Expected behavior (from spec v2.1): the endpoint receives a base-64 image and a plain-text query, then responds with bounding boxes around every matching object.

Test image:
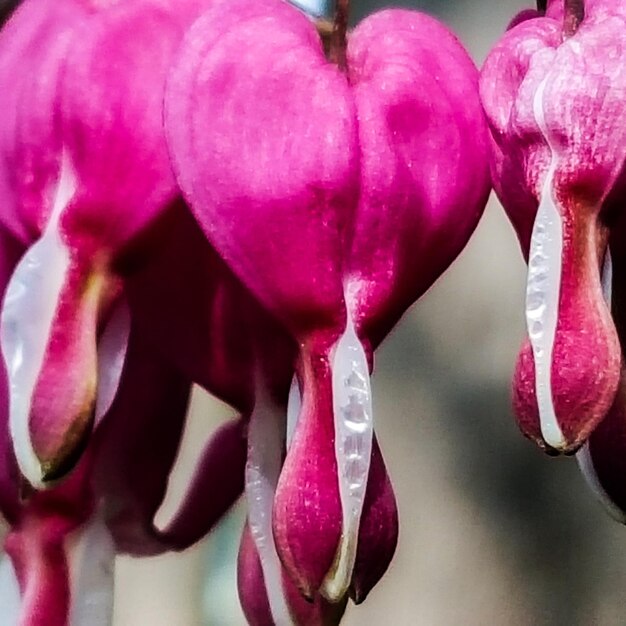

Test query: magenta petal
[0,0,88,244]
[350,437,398,604]
[1,238,120,486]
[273,346,395,603]
[345,9,490,344]
[273,348,341,599]
[165,0,357,337]
[57,0,183,253]
[158,417,246,551]
[5,517,72,626]
[238,524,274,626]
[479,19,560,249]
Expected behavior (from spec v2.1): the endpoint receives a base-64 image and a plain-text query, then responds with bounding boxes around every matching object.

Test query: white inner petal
[285,375,300,452]
[321,294,373,602]
[67,515,116,626]
[0,151,76,487]
[245,391,293,625]
[94,298,130,425]
[0,554,21,626]
[527,76,566,450]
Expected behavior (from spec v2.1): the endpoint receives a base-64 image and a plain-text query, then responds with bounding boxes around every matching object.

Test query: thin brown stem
[536,0,547,13]
[329,0,349,70]
[564,0,584,37]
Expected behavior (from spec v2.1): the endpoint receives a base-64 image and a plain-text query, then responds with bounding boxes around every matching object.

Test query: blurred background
[6,0,625,623]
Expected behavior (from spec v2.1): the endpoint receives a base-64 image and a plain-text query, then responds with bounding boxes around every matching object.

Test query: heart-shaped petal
[168,0,489,605]
[345,9,490,345]
[165,0,357,339]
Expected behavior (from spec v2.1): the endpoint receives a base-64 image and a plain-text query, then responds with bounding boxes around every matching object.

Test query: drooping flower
[0,0,217,488]
[480,0,626,453]
[165,0,490,609]
[0,2,304,623]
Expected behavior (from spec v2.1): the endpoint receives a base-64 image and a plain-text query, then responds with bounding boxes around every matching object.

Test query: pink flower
[480,0,626,454]
[166,0,489,608]
[0,0,212,487]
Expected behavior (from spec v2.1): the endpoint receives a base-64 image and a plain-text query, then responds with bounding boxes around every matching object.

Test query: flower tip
[513,326,620,455]
[348,438,398,604]
[350,583,367,606]
[13,406,94,490]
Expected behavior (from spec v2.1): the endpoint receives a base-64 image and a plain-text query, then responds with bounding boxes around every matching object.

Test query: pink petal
[273,345,397,601]
[272,348,341,599]
[346,9,490,345]
[165,0,357,339]
[350,438,398,604]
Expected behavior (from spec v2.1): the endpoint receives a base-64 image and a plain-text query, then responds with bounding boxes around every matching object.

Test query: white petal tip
[541,426,567,452]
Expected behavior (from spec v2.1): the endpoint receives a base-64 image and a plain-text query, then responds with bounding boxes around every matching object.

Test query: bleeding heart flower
[0,2,251,620]
[0,0,217,488]
[166,0,489,606]
[480,0,626,453]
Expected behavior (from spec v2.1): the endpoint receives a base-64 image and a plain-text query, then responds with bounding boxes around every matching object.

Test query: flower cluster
[0,0,493,623]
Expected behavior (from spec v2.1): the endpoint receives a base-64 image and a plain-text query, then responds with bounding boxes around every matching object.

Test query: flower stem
[5,521,71,626]
[316,0,349,69]
[329,0,349,70]
[564,0,584,37]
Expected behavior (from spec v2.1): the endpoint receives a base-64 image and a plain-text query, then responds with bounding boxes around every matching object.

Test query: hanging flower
[0,0,216,488]
[0,221,246,624]
[480,0,626,454]
[165,0,490,610]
